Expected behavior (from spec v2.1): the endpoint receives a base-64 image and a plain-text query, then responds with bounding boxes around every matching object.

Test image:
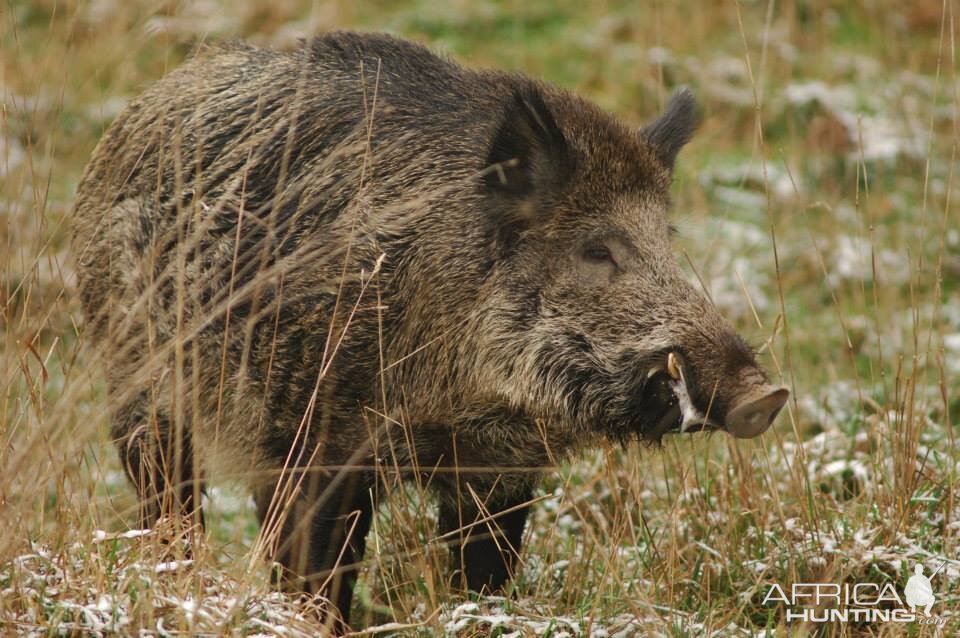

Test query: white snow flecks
[782,79,928,162]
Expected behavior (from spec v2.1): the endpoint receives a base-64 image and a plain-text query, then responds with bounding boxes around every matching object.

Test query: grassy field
[2,0,959,635]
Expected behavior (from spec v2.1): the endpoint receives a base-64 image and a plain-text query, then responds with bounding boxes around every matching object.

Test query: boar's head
[476,85,788,443]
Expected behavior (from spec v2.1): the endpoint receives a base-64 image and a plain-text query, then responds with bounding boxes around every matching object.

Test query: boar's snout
[724,385,789,438]
[661,344,789,440]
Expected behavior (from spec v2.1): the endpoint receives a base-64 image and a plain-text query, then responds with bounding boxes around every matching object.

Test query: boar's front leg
[438,480,534,593]
[257,469,375,631]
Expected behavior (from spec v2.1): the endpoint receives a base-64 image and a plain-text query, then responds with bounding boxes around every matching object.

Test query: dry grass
[1,0,959,636]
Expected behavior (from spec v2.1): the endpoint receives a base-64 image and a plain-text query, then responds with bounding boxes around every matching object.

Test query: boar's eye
[577,237,629,285]
[582,244,617,267]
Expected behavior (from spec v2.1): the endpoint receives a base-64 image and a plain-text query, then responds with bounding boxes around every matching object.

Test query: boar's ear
[483,85,573,200]
[482,86,574,252]
[641,87,700,170]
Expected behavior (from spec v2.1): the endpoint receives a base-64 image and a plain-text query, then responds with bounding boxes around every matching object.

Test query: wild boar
[71,31,789,629]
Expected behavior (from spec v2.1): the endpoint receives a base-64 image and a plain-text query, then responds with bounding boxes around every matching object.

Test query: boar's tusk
[666,352,682,381]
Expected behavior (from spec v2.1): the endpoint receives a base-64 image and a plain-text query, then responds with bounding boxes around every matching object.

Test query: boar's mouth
[609,361,718,445]
[615,353,735,443]
[639,368,722,441]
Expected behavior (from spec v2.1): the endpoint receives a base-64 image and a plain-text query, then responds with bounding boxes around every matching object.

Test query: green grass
[2,0,958,636]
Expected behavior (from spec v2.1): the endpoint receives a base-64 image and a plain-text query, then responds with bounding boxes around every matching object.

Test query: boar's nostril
[724,386,790,439]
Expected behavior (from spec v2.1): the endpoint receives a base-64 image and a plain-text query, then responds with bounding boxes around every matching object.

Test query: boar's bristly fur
[72,31,788,630]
